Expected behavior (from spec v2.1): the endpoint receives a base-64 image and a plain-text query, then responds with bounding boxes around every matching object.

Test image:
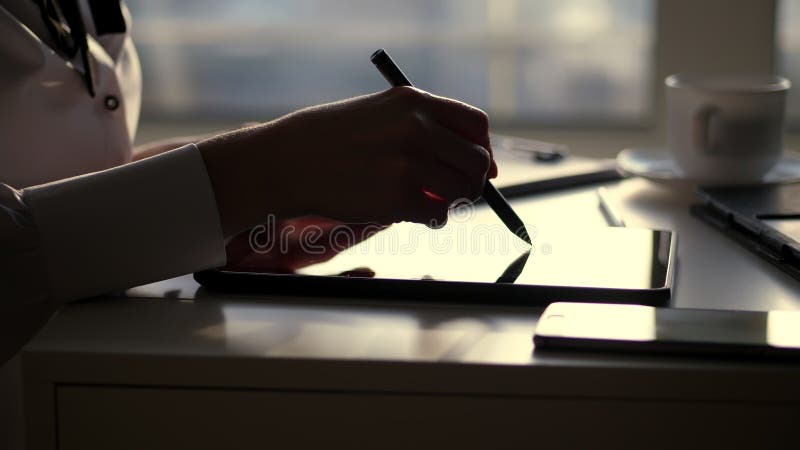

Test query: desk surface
[24,177,800,405]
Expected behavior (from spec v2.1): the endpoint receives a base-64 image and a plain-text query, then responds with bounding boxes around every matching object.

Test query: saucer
[616,148,800,186]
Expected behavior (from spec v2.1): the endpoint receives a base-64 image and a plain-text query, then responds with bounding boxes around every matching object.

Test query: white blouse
[0,0,227,364]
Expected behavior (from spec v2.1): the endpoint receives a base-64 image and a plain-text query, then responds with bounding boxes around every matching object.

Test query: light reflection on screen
[767,310,800,348]
[297,205,668,290]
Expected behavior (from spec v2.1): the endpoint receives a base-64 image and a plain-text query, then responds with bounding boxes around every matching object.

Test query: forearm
[133,123,262,161]
[197,119,311,238]
[133,135,210,161]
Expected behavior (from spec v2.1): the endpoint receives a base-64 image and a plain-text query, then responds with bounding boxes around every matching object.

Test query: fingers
[424,121,490,200]
[404,189,449,229]
[414,90,498,179]
[379,90,494,227]
[417,167,472,206]
[402,147,478,229]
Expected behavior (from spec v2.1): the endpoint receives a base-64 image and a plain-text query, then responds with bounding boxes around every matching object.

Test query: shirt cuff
[22,144,227,303]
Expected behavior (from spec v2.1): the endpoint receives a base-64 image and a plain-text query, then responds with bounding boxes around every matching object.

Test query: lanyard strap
[34,0,95,97]
[88,0,125,35]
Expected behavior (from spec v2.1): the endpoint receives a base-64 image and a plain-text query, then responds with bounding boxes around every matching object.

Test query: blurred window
[126,0,655,126]
[779,0,800,126]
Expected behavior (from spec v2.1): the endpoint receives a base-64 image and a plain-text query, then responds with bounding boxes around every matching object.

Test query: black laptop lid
[697,183,800,258]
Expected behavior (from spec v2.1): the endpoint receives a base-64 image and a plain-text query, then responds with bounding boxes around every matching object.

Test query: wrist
[196,123,308,238]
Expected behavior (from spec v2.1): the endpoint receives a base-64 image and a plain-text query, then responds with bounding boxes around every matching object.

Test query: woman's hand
[197,87,495,239]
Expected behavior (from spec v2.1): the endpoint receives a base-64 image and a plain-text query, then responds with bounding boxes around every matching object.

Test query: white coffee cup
[665,74,791,184]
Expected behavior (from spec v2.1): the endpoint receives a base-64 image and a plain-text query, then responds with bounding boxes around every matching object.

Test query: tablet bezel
[194,228,676,307]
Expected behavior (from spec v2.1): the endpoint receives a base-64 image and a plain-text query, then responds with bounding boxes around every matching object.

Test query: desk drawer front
[56,385,797,450]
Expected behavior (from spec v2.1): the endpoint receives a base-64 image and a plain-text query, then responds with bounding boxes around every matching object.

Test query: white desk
[23,178,800,450]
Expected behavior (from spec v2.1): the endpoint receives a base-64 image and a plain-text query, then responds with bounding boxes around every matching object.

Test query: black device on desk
[195,215,676,307]
[692,182,800,281]
[534,302,800,361]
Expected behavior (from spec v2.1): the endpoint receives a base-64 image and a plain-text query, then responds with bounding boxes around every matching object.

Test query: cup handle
[692,105,720,154]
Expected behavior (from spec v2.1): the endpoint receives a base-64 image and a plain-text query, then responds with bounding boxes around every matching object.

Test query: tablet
[195,207,676,307]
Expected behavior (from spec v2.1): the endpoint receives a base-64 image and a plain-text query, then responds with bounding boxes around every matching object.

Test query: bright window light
[127,0,654,126]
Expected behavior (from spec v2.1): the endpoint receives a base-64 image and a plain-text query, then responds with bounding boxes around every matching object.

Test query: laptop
[692,182,800,280]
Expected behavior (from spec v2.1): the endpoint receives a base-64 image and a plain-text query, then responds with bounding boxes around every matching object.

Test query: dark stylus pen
[370,48,531,245]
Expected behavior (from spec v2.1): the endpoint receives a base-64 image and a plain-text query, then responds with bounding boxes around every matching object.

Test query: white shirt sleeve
[0,144,227,363]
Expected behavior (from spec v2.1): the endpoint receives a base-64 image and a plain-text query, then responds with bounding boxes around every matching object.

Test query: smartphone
[534,302,800,360]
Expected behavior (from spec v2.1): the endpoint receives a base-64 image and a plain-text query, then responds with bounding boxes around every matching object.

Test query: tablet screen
[288,206,673,290]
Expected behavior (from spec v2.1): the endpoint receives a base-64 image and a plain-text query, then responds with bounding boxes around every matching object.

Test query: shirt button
[104,95,120,111]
